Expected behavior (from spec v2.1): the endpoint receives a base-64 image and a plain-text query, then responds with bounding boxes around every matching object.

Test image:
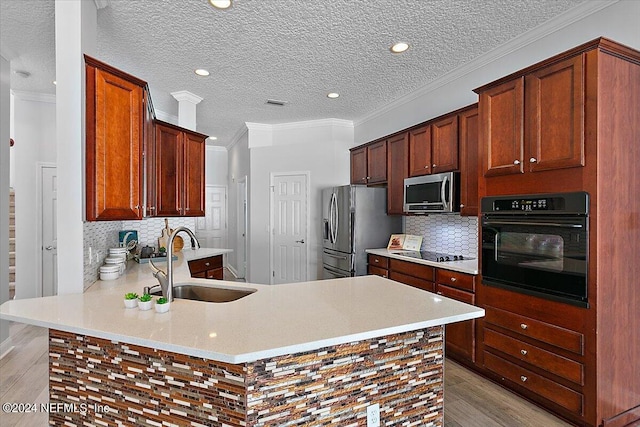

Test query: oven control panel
[494,197,561,212]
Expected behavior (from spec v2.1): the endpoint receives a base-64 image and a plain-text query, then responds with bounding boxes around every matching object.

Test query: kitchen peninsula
[0,250,483,426]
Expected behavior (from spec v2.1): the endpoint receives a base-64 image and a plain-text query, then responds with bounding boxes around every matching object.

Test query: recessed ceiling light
[209,0,231,9]
[53,80,57,85]
[194,69,210,76]
[209,136,218,141]
[390,42,410,54]
[327,92,340,99]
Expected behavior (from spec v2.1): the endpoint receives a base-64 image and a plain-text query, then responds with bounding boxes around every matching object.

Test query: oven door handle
[483,220,583,228]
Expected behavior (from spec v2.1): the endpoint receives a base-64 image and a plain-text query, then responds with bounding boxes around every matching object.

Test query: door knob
[296,239,305,244]
[45,246,54,251]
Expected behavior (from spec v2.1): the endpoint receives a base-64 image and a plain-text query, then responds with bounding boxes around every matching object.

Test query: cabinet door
[480,77,524,177]
[459,107,479,216]
[431,115,459,173]
[408,125,431,177]
[526,55,585,172]
[183,131,206,216]
[155,123,182,216]
[386,133,409,214]
[436,284,475,362]
[143,89,156,217]
[86,66,143,221]
[366,140,388,184]
[350,147,367,185]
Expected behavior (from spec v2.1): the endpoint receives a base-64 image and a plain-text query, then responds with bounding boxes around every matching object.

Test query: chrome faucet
[148,226,200,302]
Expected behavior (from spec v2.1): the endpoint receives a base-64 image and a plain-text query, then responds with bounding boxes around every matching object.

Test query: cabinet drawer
[485,306,584,355]
[188,256,223,275]
[206,268,224,280]
[368,254,389,269]
[389,271,434,292]
[389,259,435,281]
[484,328,584,386]
[484,351,583,415]
[368,265,389,278]
[436,269,475,292]
[435,284,474,304]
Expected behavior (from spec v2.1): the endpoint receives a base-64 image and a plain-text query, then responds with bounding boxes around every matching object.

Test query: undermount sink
[150,283,256,303]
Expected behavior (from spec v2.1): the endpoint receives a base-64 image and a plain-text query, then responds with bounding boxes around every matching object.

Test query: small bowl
[99,265,120,281]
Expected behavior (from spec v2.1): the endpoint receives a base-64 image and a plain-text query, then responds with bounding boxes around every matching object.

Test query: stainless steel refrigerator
[322,185,402,278]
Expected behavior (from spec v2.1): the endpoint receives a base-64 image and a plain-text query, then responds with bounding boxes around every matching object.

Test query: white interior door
[41,166,57,297]
[236,178,247,279]
[196,185,227,249]
[271,173,308,285]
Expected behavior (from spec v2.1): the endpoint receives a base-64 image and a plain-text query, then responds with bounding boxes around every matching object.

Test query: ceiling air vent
[266,99,288,106]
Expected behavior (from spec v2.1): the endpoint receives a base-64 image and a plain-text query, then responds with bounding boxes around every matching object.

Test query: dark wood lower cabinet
[188,255,223,280]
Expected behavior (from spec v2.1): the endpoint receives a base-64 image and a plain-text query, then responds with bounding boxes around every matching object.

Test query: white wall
[0,55,11,353]
[354,0,640,145]
[227,130,250,277]
[12,94,56,299]
[247,119,353,284]
[206,146,228,186]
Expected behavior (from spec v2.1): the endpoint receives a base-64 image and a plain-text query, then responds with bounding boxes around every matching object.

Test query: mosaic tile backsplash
[404,214,479,257]
[121,217,197,248]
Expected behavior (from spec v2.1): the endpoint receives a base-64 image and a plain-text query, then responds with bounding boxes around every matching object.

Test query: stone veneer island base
[49,327,445,426]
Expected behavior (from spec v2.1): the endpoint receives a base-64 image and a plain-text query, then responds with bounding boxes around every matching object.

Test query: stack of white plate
[99,264,120,281]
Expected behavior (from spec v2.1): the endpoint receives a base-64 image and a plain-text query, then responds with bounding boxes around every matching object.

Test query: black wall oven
[481,192,589,307]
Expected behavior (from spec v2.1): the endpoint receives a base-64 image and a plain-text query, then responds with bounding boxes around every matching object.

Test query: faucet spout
[148,226,200,302]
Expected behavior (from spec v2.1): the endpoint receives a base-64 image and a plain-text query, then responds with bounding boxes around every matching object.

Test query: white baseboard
[0,336,15,360]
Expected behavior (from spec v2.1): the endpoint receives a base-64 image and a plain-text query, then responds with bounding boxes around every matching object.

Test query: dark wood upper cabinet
[459,106,479,216]
[386,133,409,214]
[431,115,459,173]
[479,54,585,178]
[525,55,585,172]
[408,125,431,177]
[154,121,206,217]
[350,140,387,185]
[143,88,156,217]
[85,55,145,221]
[479,77,525,177]
[350,146,367,185]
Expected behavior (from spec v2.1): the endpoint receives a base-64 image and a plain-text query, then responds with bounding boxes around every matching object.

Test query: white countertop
[366,248,479,275]
[1,248,483,364]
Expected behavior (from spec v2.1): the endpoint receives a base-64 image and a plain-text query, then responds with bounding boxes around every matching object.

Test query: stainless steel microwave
[403,172,460,213]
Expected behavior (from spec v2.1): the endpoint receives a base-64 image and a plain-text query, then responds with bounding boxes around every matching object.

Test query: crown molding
[10,90,56,103]
[154,109,179,125]
[224,125,249,150]
[206,145,227,152]
[170,90,203,104]
[355,0,618,127]
[272,118,353,131]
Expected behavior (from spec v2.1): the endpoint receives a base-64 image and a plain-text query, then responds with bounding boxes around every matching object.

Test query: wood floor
[0,322,572,426]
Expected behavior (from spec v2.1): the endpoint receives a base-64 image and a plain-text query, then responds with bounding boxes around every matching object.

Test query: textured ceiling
[1,0,586,145]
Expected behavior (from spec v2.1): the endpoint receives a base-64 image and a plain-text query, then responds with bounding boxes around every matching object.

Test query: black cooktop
[394,250,474,263]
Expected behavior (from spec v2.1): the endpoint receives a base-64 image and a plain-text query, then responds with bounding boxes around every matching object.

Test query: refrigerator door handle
[330,192,338,244]
[323,252,348,260]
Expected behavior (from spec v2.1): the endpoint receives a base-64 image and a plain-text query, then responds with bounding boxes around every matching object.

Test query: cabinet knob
[520,349,528,356]
[424,165,429,169]
[382,274,387,278]
[520,375,528,382]
[366,176,371,180]
[513,160,521,165]
[529,157,537,163]
[520,323,528,330]
[460,204,465,208]
[437,291,443,295]
[374,259,379,263]
[432,164,437,168]
[134,205,140,209]
[450,277,457,282]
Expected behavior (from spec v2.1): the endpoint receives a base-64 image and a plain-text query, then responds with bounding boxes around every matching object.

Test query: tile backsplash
[404,215,478,257]
[121,217,197,248]
[83,221,122,289]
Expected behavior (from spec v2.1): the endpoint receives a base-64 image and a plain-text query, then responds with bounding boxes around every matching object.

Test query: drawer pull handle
[520,375,528,382]
[374,259,379,263]
[450,277,457,282]
[520,323,528,330]
[520,349,528,356]
[205,262,210,266]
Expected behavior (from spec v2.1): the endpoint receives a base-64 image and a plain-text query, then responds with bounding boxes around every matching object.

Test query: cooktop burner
[394,250,474,262]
